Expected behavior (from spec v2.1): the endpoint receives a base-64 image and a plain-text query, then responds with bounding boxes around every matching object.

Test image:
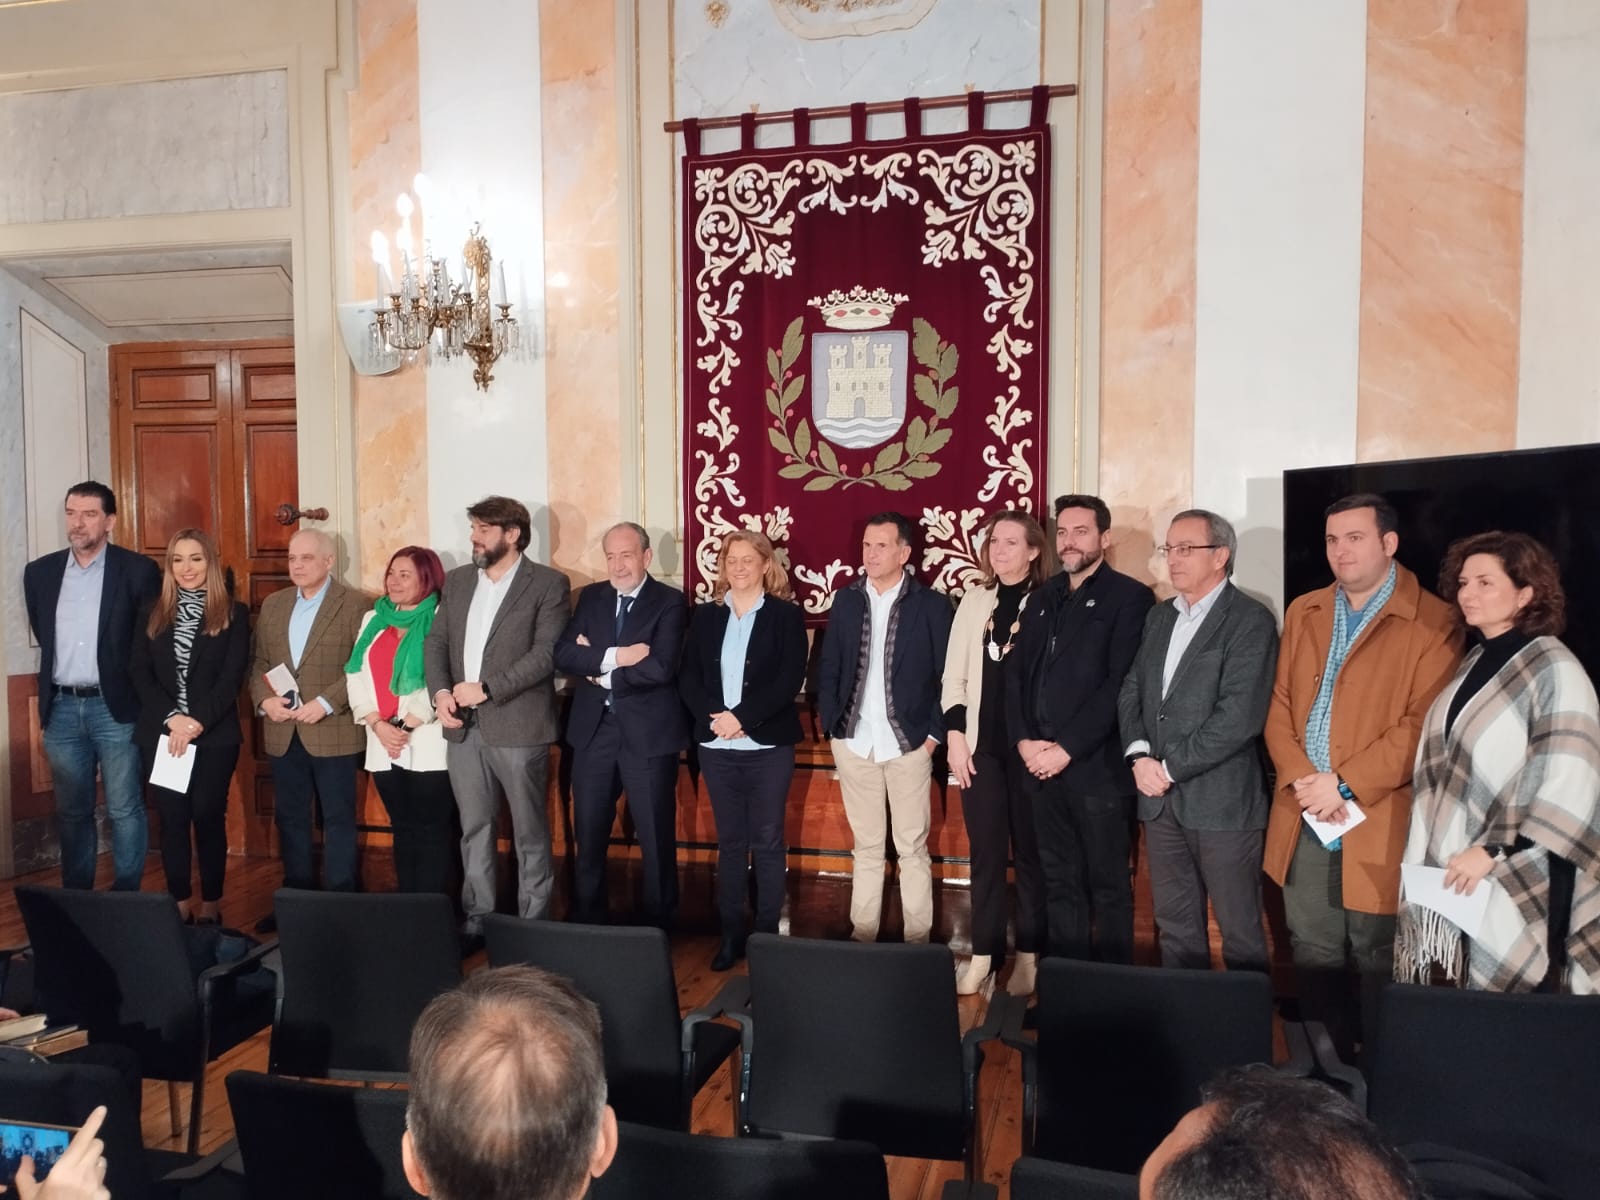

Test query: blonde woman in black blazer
[131,529,249,923]
[679,530,808,970]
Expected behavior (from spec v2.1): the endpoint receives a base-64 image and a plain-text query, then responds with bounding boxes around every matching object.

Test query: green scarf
[344,593,438,697]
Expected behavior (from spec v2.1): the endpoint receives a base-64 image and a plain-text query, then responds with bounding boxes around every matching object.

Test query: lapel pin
[1086,599,1096,607]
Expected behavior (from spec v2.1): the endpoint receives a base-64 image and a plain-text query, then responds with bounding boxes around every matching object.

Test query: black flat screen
[1282,444,1600,681]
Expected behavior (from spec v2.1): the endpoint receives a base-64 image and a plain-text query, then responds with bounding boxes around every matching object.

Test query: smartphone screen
[0,1119,75,1185]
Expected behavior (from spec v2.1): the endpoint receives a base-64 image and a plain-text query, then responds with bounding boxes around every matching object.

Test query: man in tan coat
[248,529,371,925]
[1264,494,1460,1060]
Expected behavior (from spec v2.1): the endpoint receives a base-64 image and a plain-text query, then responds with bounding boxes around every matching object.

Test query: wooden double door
[112,340,298,856]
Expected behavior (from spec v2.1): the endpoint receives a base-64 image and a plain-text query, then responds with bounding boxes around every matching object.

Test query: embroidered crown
[808,285,908,331]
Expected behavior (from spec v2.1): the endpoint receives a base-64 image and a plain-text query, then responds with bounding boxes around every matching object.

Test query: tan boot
[956,954,994,996]
[1006,951,1037,997]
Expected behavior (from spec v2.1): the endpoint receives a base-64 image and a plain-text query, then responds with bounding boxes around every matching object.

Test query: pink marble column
[349,0,428,589]
[540,0,623,582]
[1097,0,1202,588]
[1356,0,1526,462]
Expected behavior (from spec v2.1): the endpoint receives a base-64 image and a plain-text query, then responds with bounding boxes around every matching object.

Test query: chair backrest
[226,1070,419,1200]
[0,1054,158,1200]
[14,886,201,1080]
[484,916,685,1129]
[1010,1155,1139,1200]
[269,890,460,1078]
[1369,982,1600,1199]
[594,1121,890,1200]
[1032,959,1275,1174]
[742,934,967,1161]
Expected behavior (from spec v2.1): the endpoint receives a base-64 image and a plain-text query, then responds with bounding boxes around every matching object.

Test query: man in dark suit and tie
[23,481,161,889]
[1007,493,1154,965]
[554,522,688,926]
[426,496,571,931]
[1117,509,1279,971]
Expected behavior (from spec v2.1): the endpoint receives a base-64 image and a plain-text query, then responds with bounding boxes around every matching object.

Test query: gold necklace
[983,591,1025,661]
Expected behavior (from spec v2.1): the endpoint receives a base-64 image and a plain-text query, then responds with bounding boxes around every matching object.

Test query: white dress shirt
[463,556,522,684]
[1127,577,1230,775]
[597,577,648,690]
[843,574,906,763]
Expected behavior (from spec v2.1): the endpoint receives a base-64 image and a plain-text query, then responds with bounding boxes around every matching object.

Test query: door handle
[274,504,330,526]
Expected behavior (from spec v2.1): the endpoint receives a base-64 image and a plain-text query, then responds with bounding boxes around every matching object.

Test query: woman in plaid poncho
[1397,531,1600,993]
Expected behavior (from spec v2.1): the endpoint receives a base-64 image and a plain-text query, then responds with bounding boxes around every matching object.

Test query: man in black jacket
[1007,494,1153,963]
[817,513,953,943]
[23,481,161,890]
[553,522,688,927]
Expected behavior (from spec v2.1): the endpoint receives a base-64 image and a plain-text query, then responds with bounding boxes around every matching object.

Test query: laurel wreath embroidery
[765,315,959,491]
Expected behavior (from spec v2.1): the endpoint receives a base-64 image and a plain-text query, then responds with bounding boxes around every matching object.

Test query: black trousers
[269,733,362,892]
[1029,776,1135,964]
[571,712,681,923]
[963,750,1045,958]
[700,745,793,936]
[142,741,240,903]
[373,765,457,896]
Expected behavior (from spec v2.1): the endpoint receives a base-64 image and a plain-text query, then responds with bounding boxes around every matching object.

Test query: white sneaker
[1006,951,1037,997]
[956,954,994,996]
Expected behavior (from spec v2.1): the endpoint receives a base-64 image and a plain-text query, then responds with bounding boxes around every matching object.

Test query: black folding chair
[1009,1155,1139,1200]
[225,1070,418,1200]
[484,915,744,1129]
[1363,983,1600,1200]
[593,1121,889,1200]
[14,886,277,1154]
[1004,959,1295,1174]
[268,890,460,1079]
[737,934,1004,1200]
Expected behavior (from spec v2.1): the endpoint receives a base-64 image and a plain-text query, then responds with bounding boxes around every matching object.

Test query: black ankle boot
[711,934,745,972]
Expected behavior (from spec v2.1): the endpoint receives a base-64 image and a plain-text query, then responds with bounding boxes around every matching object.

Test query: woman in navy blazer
[679,530,808,969]
[130,529,250,923]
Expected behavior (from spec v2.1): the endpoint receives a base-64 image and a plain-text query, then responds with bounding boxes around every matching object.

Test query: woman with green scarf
[346,546,454,894]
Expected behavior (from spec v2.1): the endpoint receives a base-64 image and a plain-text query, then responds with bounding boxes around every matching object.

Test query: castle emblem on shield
[810,286,910,449]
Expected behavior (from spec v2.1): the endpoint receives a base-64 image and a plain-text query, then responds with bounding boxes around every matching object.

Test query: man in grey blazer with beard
[1118,509,1278,972]
[426,496,571,931]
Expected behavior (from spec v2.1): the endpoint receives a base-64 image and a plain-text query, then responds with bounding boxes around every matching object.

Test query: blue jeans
[42,694,148,890]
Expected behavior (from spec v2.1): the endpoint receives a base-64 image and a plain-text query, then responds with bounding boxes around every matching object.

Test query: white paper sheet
[149,735,196,792]
[264,662,300,703]
[1401,863,1493,939]
[1302,799,1367,847]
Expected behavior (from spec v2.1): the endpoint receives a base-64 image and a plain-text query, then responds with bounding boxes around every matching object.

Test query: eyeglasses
[1158,543,1221,558]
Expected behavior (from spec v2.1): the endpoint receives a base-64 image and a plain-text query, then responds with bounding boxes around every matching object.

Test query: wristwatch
[480,681,494,703]
[1126,751,1151,764]
[1335,776,1357,804]
[1482,844,1509,864]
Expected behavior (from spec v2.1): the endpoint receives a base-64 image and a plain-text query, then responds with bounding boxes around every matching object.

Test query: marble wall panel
[675,0,1041,149]
[1356,0,1525,462]
[348,0,429,589]
[0,72,290,224]
[1096,0,1200,589]
[541,0,622,583]
[0,268,110,667]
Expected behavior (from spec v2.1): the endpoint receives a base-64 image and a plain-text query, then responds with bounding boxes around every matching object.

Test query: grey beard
[1066,548,1103,573]
[472,545,511,570]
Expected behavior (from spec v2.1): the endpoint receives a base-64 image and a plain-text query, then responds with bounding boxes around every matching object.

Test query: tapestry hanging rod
[662,83,1077,133]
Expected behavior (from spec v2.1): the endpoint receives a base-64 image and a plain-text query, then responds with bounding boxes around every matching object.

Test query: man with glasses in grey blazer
[1118,509,1278,971]
[427,496,571,934]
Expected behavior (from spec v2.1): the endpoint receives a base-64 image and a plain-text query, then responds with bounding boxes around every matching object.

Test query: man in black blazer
[1006,494,1154,964]
[817,512,953,943]
[1117,509,1279,971]
[22,481,161,890]
[554,522,688,926]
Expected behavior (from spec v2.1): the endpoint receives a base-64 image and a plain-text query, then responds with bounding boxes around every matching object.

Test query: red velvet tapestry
[681,90,1053,619]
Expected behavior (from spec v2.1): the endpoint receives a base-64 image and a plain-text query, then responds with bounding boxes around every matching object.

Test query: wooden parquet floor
[0,846,1293,1199]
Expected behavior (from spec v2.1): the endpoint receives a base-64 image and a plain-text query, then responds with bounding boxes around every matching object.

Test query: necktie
[614,594,633,642]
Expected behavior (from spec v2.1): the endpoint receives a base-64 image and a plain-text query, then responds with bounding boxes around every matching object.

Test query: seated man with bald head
[1140,1069,1420,1200]
[248,529,372,915]
[402,965,617,1200]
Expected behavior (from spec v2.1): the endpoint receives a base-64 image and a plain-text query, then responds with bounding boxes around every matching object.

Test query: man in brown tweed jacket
[248,529,372,924]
